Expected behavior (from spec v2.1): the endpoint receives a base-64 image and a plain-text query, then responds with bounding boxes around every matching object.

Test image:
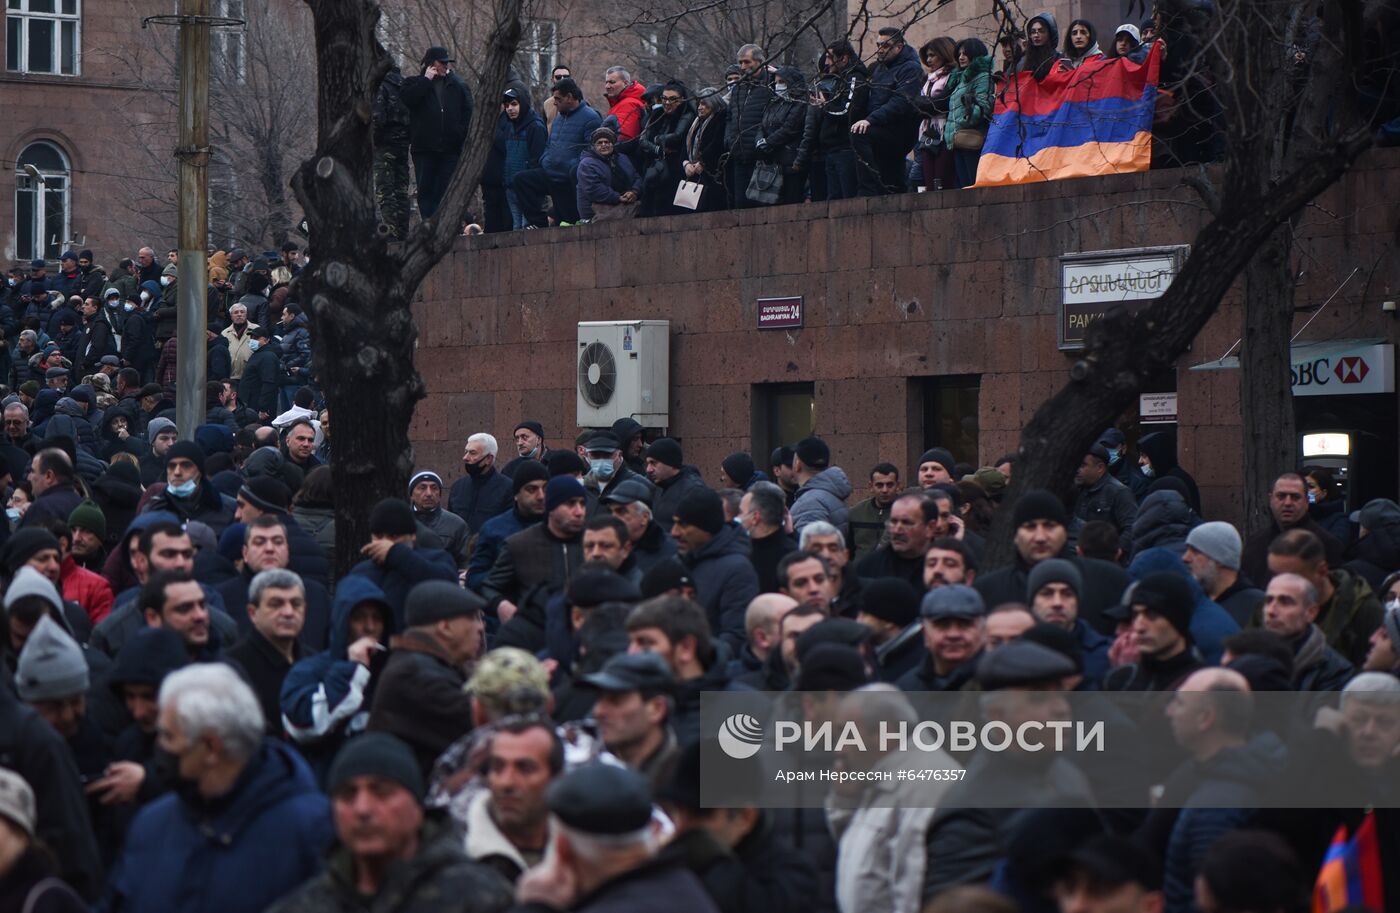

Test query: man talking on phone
[854,492,941,591]
[400,45,475,221]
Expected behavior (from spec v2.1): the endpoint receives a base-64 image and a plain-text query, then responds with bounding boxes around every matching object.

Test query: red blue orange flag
[1313,811,1385,913]
[973,43,1162,187]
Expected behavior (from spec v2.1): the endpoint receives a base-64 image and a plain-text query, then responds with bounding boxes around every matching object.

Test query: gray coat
[1073,472,1138,551]
[415,506,470,570]
[791,467,852,535]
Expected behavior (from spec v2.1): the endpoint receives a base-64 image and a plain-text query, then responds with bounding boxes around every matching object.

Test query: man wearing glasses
[849,27,923,195]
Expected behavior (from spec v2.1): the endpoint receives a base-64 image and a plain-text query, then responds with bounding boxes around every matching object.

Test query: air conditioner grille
[578,341,617,408]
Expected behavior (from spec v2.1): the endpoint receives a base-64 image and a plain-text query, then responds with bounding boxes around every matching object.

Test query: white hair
[159,663,265,762]
[248,568,305,606]
[632,500,652,521]
[605,65,632,82]
[737,43,766,63]
[800,521,846,551]
[555,818,657,863]
[468,432,498,459]
[1342,672,1400,707]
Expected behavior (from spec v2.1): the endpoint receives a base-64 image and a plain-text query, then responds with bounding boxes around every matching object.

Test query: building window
[14,140,71,262]
[753,382,815,470]
[211,0,245,84]
[918,375,980,467]
[6,0,80,75]
[520,18,557,87]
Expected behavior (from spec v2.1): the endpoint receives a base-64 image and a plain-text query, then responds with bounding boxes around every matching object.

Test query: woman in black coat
[756,66,810,205]
[683,88,729,212]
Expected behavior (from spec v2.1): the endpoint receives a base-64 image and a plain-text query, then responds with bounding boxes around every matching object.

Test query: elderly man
[1261,572,1354,691]
[896,584,985,691]
[100,663,332,912]
[409,469,470,570]
[502,420,548,477]
[602,65,647,141]
[856,492,937,591]
[1182,522,1264,627]
[602,477,676,574]
[227,568,309,733]
[270,733,513,912]
[513,762,718,912]
[368,581,486,775]
[221,301,259,379]
[448,433,513,534]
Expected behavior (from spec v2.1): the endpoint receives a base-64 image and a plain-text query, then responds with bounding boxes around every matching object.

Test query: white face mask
[140,291,151,302]
[160,276,174,287]
[248,339,260,351]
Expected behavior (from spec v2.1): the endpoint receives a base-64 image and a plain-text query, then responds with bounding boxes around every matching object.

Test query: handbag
[745,160,783,205]
[673,180,703,210]
[951,128,986,151]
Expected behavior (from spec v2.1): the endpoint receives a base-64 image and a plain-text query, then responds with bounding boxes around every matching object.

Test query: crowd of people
[0,374,1396,912]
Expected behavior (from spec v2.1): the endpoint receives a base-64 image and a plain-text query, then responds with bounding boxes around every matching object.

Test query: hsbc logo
[1334,356,1369,384]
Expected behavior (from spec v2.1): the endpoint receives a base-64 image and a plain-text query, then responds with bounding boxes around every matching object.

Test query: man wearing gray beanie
[1184,521,1264,627]
[1025,558,1111,685]
[16,614,90,740]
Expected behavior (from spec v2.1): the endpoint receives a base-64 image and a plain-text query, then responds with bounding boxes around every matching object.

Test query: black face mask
[156,748,205,807]
[464,460,487,478]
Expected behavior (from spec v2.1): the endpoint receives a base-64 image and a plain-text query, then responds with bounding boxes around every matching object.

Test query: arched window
[14,141,71,262]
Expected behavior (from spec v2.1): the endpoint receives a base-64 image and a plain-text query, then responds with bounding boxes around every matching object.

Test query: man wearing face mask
[1099,428,1149,497]
[585,432,648,514]
[143,440,237,535]
[99,662,333,913]
[120,286,158,383]
[238,325,282,421]
[448,432,514,535]
[153,263,180,346]
[501,420,549,478]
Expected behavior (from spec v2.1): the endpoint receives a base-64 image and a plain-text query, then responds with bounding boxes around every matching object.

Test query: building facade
[410,152,1400,526]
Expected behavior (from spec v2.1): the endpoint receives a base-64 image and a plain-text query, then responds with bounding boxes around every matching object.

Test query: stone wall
[411,150,1400,523]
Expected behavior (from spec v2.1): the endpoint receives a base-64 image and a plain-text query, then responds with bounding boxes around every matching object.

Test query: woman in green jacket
[942,38,995,187]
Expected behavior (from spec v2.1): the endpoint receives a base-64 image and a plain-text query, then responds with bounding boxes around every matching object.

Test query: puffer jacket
[278,314,313,382]
[653,465,709,532]
[865,42,924,132]
[606,80,648,141]
[817,60,871,152]
[366,630,476,775]
[759,67,810,169]
[1127,489,1196,559]
[281,576,393,780]
[943,55,995,146]
[97,740,333,913]
[681,523,759,652]
[575,146,641,221]
[726,73,775,163]
[791,466,852,535]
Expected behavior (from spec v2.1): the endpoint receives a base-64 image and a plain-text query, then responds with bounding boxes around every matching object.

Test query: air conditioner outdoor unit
[577,320,670,428]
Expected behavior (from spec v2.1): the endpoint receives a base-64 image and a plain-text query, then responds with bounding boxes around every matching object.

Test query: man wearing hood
[789,436,852,536]
[97,626,188,815]
[483,86,547,232]
[849,27,923,195]
[671,488,758,652]
[1135,430,1201,514]
[409,470,470,570]
[602,66,648,142]
[143,440,236,535]
[401,45,475,220]
[282,577,394,781]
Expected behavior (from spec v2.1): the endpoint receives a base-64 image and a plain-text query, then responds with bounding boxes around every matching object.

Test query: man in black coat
[448,432,514,535]
[217,514,333,650]
[225,568,308,734]
[724,44,774,208]
[849,27,923,195]
[400,45,475,220]
[644,437,708,531]
[366,581,485,776]
[238,324,281,421]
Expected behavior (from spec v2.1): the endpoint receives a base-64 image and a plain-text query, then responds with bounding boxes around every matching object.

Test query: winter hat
[18,381,39,400]
[971,467,1008,499]
[547,451,588,478]
[1026,558,1083,602]
[328,732,425,800]
[1019,622,1085,673]
[164,439,206,476]
[639,557,694,599]
[68,500,107,541]
[513,420,544,438]
[15,615,88,701]
[511,460,550,494]
[1098,428,1126,448]
[146,417,177,440]
[161,262,178,278]
[591,126,618,144]
[976,639,1076,690]
[770,445,794,469]
[545,476,588,513]
[419,45,453,66]
[1129,571,1195,641]
[408,470,443,495]
[721,452,756,488]
[239,476,291,514]
[1184,522,1242,571]
[795,643,871,692]
[859,577,920,628]
[567,568,642,608]
[1353,498,1400,532]
[794,436,830,470]
[466,647,551,714]
[918,448,956,477]
[1226,654,1293,693]
[673,488,725,534]
[404,580,485,627]
[0,769,36,839]
[645,438,684,469]
[368,498,417,537]
[610,417,643,444]
[1012,490,1069,528]
[3,529,63,576]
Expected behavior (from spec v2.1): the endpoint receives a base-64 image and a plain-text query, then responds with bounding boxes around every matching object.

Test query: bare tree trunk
[294,0,522,578]
[1240,224,1298,537]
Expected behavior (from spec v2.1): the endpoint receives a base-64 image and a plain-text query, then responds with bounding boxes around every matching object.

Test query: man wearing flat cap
[896,583,986,692]
[270,733,513,913]
[1073,442,1138,553]
[579,651,679,792]
[513,762,719,912]
[602,477,677,575]
[584,432,650,513]
[368,580,487,775]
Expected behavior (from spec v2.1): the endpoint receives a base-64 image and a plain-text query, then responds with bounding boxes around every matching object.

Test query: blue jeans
[824,148,859,200]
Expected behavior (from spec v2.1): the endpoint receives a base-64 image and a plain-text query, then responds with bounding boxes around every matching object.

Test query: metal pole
[175,0,210,438]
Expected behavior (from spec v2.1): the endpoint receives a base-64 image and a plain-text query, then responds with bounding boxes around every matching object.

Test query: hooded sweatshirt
[1014,13,1066,80]
[1061,19,1104,67]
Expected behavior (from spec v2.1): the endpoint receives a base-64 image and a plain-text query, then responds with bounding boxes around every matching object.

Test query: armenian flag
[1313,811,1385,913]
[973,43,1162,187]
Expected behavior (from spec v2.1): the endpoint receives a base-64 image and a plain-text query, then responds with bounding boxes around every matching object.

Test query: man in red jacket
[603,66,647,141]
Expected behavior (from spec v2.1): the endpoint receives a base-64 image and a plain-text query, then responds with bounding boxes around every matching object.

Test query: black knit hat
[858,577,920,628]
[645,437,683,469]
[918,447,956,476]
[238,476,290,514]
[1012,489,1069,528]
[640,557,694,598]
[721,452,756,487]
[368,498,417,537]
[1130,571,1195,641]
[513,420,544,438]
[511,460,550,493]
[547,450,588,478]
[3,529,62,575]
[327,732,424,800]
[794,436,830,470]
[164,439,206,475]
[673,488,725,534]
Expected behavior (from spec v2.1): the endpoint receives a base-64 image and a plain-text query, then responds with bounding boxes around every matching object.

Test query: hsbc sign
[1291,342,1395,397]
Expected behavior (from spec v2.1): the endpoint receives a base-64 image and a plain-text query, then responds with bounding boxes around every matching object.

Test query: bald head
[1169,667,1253,757]
[746,593,798,661]
[1179,667,1251,694]
[1263,572,1319,640]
